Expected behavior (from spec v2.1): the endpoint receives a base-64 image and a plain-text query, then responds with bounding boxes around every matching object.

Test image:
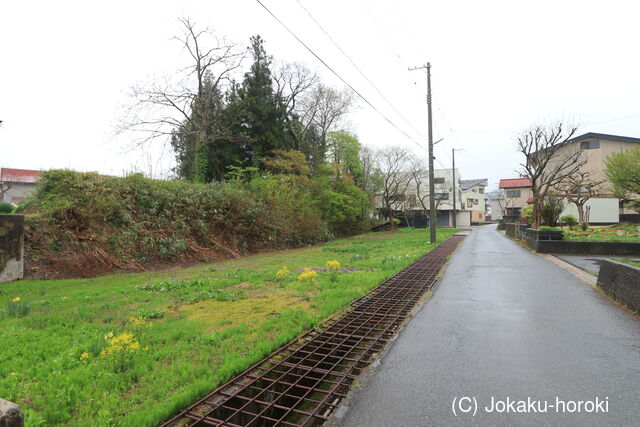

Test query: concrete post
[0,398,23,427]
[0,215,24,283]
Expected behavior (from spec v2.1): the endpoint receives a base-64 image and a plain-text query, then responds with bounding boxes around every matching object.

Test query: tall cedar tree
[238,36,293,164]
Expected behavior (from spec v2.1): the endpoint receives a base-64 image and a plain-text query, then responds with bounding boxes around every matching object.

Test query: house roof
[499,178,532,188]
[460,178,488,191]
[0,168,41,183]
[567,132,640,144]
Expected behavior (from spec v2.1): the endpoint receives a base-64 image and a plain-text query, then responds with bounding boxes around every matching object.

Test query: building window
[435,193,449,200]
[467,198,473,208]
[474,199,478,205]
[434,177,445,184]
[506,190,521,198]
[580,140,600,150]
[479,187,484,194]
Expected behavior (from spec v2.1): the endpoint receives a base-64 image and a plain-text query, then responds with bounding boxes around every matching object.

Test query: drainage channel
[163,234,465,427]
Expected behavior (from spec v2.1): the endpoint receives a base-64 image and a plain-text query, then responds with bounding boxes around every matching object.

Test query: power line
[585,113,640,126]
[255,0,427,151]
[295,0,428,142]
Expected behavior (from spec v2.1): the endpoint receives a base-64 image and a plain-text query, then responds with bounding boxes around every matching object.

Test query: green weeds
[0,228,457,426]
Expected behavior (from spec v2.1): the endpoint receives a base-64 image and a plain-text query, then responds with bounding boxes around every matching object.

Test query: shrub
[538,226,556,231]
[520,205,534,224]
[560,214,577,227]
[0,202,14,214]
[23,170,346,277]
[541,197,564,226]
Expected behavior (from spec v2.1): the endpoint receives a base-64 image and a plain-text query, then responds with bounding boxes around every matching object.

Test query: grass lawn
[0,228,457,426]
[555,224,640,242]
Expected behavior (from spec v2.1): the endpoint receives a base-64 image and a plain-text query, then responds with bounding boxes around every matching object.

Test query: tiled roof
[568,132,640,144]
[0,168,41,183]
[499,178,532,188]
[460,178,488,190]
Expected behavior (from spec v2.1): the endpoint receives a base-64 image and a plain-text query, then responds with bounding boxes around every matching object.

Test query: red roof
[0,168,41,183]
[499,178,532,189]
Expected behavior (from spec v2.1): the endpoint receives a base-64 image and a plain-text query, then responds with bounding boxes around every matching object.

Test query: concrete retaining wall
[530,240,640,255]
[597,260,640,312]
[504,223,529,239]
[0,398,23,427]
[504,223,640,255]
[0,215,24,283]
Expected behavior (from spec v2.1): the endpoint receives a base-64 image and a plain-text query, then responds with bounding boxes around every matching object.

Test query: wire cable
[255,0,427,151]
[295,0,428,142]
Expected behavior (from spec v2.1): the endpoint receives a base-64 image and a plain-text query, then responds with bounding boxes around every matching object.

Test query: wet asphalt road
[330,225,640,427]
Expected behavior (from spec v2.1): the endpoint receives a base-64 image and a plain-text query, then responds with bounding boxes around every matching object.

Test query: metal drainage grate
[163,235,464,427]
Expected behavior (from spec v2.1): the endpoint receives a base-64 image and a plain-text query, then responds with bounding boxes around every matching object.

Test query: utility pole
[452,148,457,228]
[409,62,436,244]
[451,148,463,228]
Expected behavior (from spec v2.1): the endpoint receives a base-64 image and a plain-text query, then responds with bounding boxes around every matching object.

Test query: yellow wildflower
[79,352,90,362]
[297,268,317,281]
[101,332,141,356]
[128,316,151,329]
[12,297,20,303]
[10,372,16,376]
[276,266,290,279]
[104,331,114,340]
[326,260,341,270]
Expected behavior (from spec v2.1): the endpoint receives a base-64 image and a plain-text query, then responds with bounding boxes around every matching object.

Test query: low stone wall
[0,398,23,427]
[530,240,640,255]
[504,223,529,239]
[597,260,640,312]
[0,215,24,283]
[503,224,640,255]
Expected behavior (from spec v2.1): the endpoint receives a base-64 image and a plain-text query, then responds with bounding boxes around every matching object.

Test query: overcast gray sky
[2,0,639,190]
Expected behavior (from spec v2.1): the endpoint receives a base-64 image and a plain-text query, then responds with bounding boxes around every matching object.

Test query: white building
[379,168,471,227]
[1,168,41,204]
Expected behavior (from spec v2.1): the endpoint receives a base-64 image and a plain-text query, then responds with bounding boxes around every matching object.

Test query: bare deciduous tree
[495,189,518,219]
[516,122,585,227]
[304,85,354,167]
[377,146,412,228]
[0,181,12,202]
[409,159,449,225]
[119,17,245,180]
[271,61,319,150]
[554,171,605,224]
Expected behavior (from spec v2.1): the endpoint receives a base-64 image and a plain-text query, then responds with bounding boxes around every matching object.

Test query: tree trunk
[532,196,543,228]
[577,203,585,223]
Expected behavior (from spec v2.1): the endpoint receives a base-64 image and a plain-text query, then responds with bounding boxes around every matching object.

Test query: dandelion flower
[79,352,90,362]
[12,297,20,303]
